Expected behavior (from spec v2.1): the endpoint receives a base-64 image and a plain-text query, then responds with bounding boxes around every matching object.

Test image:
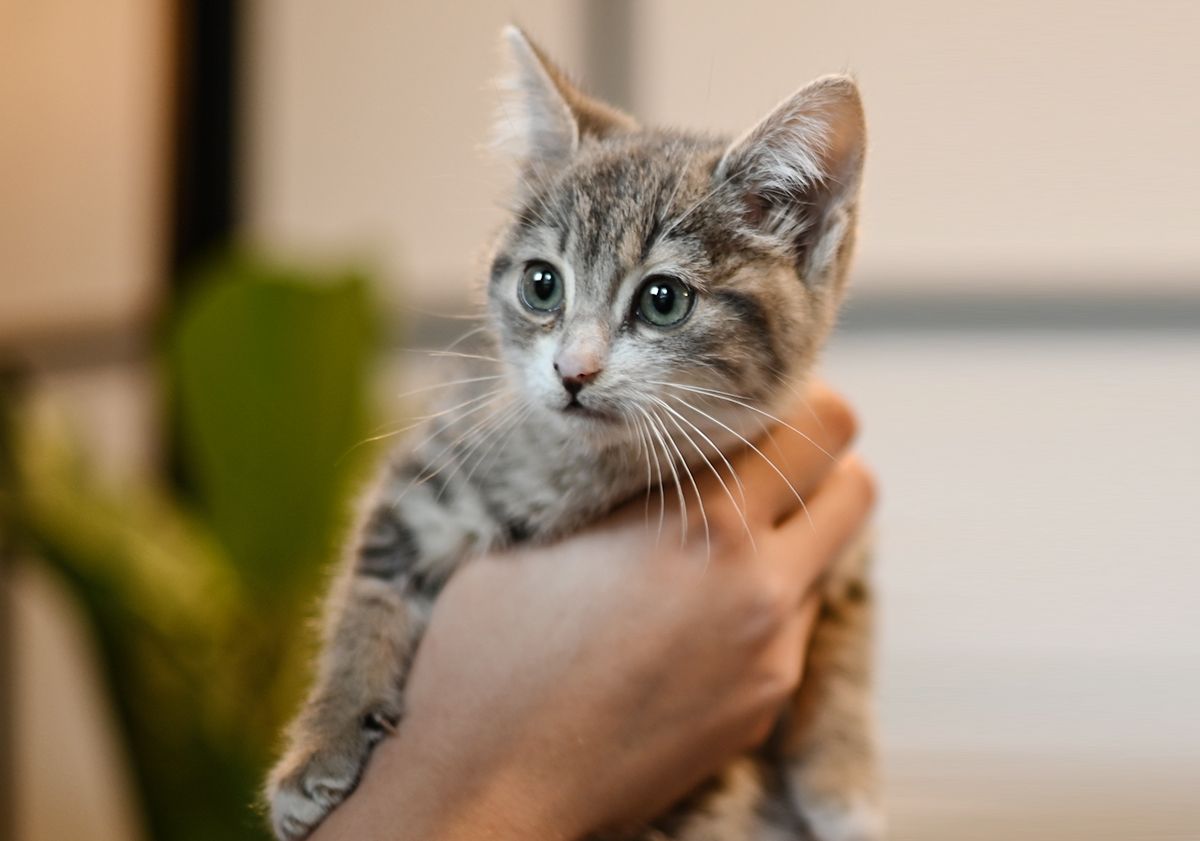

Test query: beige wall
[2,6,167,837]
[0,0,170,341]
[244,0,584,308]
[639,0,1200,292]
[13,563,147,841]
[244,0,1199,303]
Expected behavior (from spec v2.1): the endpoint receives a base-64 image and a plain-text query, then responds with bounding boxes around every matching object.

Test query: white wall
[244,0,1200,303]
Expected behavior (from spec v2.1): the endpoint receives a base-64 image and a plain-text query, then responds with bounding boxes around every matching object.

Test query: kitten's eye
[519,261,563,312]
[636,275,694,327]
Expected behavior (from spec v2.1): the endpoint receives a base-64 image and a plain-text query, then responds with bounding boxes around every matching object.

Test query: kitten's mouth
[562,398,615,422]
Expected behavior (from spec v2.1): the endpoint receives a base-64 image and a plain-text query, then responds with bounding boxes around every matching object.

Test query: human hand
[311,383,875,841]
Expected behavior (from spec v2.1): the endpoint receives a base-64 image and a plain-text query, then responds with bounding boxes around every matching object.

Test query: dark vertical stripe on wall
[166,0,241,499]
[0,370,25,841]
[169,0,240,283]
[0,498,10,841]
[583,0,636,113]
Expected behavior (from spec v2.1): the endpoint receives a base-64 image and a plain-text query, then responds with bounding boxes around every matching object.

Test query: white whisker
[648,404,708,559]
[635,405,688,548]
[394,374,503,404]
[649,395,755,552]
[403,348,502,365]
[651,381,836,463]
[443,324,490,352]
[401,398,518,502]
[457,400,532,496]
[665,392,814,530]
[636,412,668,542]
[625,411,654,521]
[341,389,503,463]
[648,399,715,562]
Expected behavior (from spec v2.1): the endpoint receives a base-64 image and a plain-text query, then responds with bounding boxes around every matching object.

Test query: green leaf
[170,256,378,597]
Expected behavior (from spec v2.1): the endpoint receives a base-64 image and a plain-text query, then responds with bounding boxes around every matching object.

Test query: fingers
[702,382,859,532]
[766,592,823,692]
[741,592,823,746]
[763,454,878,603]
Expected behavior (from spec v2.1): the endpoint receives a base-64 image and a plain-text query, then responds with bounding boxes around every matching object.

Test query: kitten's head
[487,27,865,447]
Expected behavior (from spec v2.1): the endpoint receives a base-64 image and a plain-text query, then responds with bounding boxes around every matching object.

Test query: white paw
[270,784,329,841]
[801,793,886,841]
[268,758,360,840]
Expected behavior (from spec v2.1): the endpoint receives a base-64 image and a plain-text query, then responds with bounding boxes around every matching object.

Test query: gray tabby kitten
[267,26,878,841]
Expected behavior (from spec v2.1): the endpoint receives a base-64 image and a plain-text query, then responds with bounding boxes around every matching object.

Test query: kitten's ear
[495,25,637,169]
[717,75,866,284]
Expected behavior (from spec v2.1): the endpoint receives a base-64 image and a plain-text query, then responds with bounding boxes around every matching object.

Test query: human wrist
[422,765,581,841]
[346,721,583,841]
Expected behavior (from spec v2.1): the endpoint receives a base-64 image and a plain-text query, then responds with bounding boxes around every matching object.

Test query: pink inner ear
[718,76,865,207]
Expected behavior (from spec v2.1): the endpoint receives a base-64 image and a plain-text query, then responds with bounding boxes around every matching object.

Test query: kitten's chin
[541,400,628,446]
[561,400,617,423]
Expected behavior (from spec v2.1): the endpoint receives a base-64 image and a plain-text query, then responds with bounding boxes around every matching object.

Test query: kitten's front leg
[779,534,883,841]
[266,504,432,840]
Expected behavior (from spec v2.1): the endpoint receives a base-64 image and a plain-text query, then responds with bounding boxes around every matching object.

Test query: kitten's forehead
[519,134,726,288]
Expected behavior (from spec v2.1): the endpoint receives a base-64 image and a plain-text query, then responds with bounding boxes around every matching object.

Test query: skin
[308,383,874,841]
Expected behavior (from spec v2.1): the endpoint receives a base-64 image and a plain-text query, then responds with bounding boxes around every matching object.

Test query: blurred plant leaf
[4,253,387,841]
[12,412,261,841]
[170,256,377,598]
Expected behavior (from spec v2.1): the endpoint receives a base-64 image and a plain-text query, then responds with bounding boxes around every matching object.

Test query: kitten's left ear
[494,25,637,170]
[717,75,866,285]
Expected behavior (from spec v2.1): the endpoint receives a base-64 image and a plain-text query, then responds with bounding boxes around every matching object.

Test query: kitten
[267,26,878,841]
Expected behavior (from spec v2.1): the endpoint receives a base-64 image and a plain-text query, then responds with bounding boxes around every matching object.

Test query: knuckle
[710,512,754,552]
[834,398,860,445]
[759,648,805,704]
[749,574,794,632]
[758,672,794,708]
[740,708,779,749]
[846,457,879,509]
[813,385,858,445]
[781,649,806,689]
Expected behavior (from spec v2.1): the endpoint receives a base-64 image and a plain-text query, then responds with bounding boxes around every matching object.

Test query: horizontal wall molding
[4,289,1197,376]
[838,290,1200,334]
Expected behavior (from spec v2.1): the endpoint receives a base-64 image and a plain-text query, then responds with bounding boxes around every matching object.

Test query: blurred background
[2,1,1197,840]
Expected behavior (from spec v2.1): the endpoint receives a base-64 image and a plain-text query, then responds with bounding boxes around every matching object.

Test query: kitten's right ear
[493,25,636,170]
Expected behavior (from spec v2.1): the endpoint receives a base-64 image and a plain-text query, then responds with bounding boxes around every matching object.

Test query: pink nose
[553,350,603,396]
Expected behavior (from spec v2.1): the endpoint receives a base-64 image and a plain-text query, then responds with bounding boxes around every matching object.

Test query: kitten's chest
[475,428,647,540]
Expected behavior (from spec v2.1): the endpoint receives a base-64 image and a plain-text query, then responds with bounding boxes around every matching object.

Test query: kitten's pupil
[648,283,675,314]
[531,269,555,300]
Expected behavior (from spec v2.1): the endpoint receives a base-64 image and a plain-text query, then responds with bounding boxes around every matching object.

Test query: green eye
[636,275,694,327]
[519,261,563,312]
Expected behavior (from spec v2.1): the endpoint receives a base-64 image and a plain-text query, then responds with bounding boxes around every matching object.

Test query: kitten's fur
[267,27,878,841]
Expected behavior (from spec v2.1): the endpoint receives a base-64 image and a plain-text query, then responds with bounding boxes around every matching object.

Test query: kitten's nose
[554,357,602,396]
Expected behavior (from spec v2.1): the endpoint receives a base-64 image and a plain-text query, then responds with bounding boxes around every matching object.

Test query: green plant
[3,255,382,841]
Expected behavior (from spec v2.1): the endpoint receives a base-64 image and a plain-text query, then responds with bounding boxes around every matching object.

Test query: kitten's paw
[267,716,393,841]
[799,793,886,841]
[268,751,360,841]
[269,772,349,841]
